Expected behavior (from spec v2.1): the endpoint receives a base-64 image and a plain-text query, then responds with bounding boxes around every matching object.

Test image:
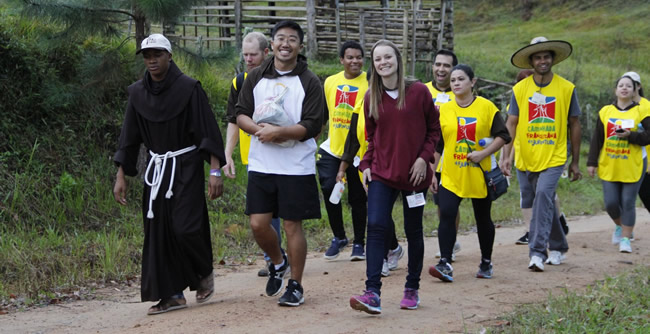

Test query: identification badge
[619,119,635,129]
[353,156,361,167]
[406,192,426,208]
[436,93,450,104]
[531,92,546,105]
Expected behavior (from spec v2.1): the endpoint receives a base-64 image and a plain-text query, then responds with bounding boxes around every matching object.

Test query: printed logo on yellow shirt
[454,117,477,168]
[527,96,557,146]
[605,118,631,158]
[333,85,359,130]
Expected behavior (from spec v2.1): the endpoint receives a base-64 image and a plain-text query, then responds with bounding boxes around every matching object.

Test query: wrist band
[210,169,221,177]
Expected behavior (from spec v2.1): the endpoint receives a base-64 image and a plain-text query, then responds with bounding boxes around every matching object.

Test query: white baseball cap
[622,71,641,84]
[136,34,172,54]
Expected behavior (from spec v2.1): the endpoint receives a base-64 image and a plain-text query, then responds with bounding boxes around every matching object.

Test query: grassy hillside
[453,0,650,114]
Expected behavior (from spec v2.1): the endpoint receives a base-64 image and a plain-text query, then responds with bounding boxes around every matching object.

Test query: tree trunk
[134,7,147,51]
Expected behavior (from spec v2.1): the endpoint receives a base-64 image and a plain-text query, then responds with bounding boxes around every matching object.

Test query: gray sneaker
[387,244,404,270]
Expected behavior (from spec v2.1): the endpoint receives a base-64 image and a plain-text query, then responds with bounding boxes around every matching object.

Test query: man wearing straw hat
[501,36,582,272]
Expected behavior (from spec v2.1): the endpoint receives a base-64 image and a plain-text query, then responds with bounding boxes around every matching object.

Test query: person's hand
[223,156,236,179]
[113,168,127,205]
[255,123,284,143]
[569,161,582,181]
[409,157,427,187]
[467,150,485,164]
[501,159,512,177]
[208,174,224,199]
[362,168,372,193]
[336,170,346,183]
[616,129,631,138]
[429,173,439,194]
[587,166,596,177]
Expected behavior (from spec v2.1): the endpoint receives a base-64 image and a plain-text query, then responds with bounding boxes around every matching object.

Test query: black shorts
[246,171,321,221]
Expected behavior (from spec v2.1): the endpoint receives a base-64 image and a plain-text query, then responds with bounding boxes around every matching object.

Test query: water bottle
[329,180,346,204]
[478,137,493,147]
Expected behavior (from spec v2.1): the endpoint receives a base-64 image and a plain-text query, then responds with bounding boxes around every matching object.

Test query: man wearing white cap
[501,36,582,272]
[626,71,650,213]
[113,33,225,314]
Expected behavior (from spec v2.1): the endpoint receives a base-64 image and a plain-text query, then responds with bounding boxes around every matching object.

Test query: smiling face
[340,47,363,79]
[271,27,302,70]
[450,69,474,97]
[432,54,454,89]
[242,40,267,72]
[142,49,172,81]
[372,45,398,81]
[529,51,554,76]
[616,77,634,100]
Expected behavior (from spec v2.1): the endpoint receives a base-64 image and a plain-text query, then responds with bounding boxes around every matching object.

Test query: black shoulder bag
[464,141,508,201]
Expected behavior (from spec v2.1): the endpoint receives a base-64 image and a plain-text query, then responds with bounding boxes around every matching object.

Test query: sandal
[196,271,214,304]
[147,297,187,316]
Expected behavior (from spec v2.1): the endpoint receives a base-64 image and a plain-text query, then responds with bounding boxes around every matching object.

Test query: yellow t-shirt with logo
[323,71,368,157]
[425,81,456,106]
[640,97,650,173]
[232,73,252,165]
[439,97,499,198]
[513,74,574,172]
[597,104,647,182]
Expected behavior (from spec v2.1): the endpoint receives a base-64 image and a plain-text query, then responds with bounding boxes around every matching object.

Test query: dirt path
[2,210,649,334]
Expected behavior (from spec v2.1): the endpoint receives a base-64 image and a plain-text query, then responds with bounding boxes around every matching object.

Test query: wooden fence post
[410,0,419,76]
[335,0,341,52]
[402,9,408,70]
[437,0,447,51]
[359,9,365,52]
[306,0,318,58]
[235,0,242,50]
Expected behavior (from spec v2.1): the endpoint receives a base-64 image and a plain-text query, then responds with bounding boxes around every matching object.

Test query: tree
[20,0,201,50]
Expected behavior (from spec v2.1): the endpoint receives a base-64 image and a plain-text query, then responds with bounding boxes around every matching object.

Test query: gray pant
[602,158,647,227]
[525,165,568,260]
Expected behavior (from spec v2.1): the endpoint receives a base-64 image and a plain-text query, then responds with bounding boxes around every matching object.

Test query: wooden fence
[161,0,453,75]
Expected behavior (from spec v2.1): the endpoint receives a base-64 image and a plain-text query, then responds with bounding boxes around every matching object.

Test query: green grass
[490,266,650,333]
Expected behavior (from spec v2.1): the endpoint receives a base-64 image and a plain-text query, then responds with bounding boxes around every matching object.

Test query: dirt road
[2,210,649,334]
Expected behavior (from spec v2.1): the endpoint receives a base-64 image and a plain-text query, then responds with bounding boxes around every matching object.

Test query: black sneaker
[516,232,529,245]
[266,254,290,297]
[560,213,569,235]
[429,259,453,282]
[278,279,304,307]
[476,259,493,279]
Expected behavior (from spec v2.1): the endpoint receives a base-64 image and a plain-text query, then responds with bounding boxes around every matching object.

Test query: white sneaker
[619,237,632,253]
[545,251,566,265]
[434,242,460,261]
[528,255,544,272]
[387,245,404,271]
[612,225,622,245]
[381,259,390,277]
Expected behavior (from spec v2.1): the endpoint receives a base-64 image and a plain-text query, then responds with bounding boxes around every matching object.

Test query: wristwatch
[209,169,221,177]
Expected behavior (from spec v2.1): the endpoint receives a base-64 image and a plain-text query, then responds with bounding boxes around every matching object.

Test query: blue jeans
[263,218,283,262]
[365,180,425,295]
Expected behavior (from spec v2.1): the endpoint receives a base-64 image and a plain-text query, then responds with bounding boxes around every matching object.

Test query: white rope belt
[144,145,197,219]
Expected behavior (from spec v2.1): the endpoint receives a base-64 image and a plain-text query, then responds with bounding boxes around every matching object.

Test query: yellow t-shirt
[597,104,647,182]
[425,81,456,106]
[513,74,574,172]
[323,71,368,157]
[439,97,499,198]
[232,73,252,165]
[640,97,650,172]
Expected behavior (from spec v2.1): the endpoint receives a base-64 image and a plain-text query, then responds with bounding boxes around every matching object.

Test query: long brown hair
[367,40,416,120]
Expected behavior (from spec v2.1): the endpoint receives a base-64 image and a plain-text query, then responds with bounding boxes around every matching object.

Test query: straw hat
[510,36,572,69]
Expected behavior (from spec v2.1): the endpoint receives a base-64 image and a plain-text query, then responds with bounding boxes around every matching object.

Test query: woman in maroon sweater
[349,40,440,315]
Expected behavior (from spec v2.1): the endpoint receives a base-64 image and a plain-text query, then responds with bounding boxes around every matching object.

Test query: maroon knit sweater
[359,82,440,191]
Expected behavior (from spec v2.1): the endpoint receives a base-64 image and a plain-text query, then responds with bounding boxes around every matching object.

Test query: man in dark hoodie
[113,34,225,315]
[236,21,324,307]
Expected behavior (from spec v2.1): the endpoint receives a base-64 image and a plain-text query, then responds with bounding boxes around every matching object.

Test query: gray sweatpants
[602,158,647,227]
[525,165,568,260]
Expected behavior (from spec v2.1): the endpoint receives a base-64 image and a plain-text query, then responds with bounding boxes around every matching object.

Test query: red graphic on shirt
[528,96,556,124]
[456,117,477,145]
[606,118,625,139]
[335,85,359,111]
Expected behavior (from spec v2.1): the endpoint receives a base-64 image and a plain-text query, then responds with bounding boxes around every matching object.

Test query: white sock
[274,259,285,270]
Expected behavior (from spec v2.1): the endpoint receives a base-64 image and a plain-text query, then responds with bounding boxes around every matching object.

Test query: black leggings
[639,172,650,213]
[437,185,495,261]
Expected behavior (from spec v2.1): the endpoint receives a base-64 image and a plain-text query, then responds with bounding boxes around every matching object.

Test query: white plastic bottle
[478,137,493,147]
[329,180,346,204]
